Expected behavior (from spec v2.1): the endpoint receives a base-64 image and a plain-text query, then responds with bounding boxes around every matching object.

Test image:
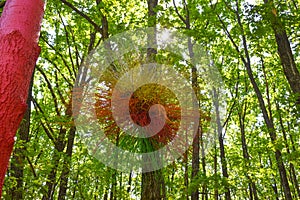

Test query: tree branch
[172,0,186,24]
[60,0,103,34]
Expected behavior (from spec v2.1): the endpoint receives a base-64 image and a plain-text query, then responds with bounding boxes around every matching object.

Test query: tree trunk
[269,157,280,200]
[233,2,292,199]
[146,0,158,60]
[213,129,219,200]
[183,152,189,200]
[264,0,300,103]
[58,126,76,200]
[141,171,163,200]
[213,88,231,200]
[10,75,33,199]
[141,0,163,199]
[189,18,200,200]
[191,127,200,200]
[0,0,44,196]
[238,104,259,200]
[200,129,208,200]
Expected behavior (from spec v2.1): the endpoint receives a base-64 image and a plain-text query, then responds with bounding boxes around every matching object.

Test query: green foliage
[2,0,300,199]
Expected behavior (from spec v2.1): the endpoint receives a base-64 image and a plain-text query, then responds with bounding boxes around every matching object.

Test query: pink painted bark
[0,0,44,196]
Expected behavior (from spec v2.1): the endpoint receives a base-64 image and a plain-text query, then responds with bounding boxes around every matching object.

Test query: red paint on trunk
[0,0,44,196]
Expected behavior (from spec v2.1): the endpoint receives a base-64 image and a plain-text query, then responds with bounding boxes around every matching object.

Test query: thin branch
[172,0,186,24]
[217,15,241,56]
[26,156,37,178]
[58,10,77,79]
[60,0,103,34]
[234,0,273,131]
[69,24,81,71]
[36,65,61,116]
[43,56,73,88]
[55,70,68,108]
[40,35,75,81]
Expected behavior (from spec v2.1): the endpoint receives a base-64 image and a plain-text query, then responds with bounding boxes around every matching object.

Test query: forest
[0,0,299,199]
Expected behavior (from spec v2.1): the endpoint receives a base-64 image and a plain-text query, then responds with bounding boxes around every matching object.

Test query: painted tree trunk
[0,0,44,196]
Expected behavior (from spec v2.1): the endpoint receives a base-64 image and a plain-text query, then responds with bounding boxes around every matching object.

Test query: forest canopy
[1,0,300,199]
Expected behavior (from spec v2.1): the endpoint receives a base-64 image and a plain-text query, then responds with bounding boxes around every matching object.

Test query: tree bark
[188,11,200,200]
[146,0,158,60]
[9,75,33,199]
[216,1,293,198]
[264,0,300,103]
[233,2,293,198]
[58,126,76,200]
[213,143,218,200]
[213,88,231,200]
[141,1,164,200]
[238,103,259,200]
[191,128,200,200]
[141,171,163,200]
[0,0,44,196]
[173,1,202,198]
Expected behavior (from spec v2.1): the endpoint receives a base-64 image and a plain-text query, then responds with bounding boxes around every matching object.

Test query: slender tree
[263,0,300,103]
[141,1,165,200]
[9,75,34,199]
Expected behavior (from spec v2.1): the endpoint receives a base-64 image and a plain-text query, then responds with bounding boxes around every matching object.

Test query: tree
[0,0,44,196]
[1,0,300,199]
[263,0,300,103]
